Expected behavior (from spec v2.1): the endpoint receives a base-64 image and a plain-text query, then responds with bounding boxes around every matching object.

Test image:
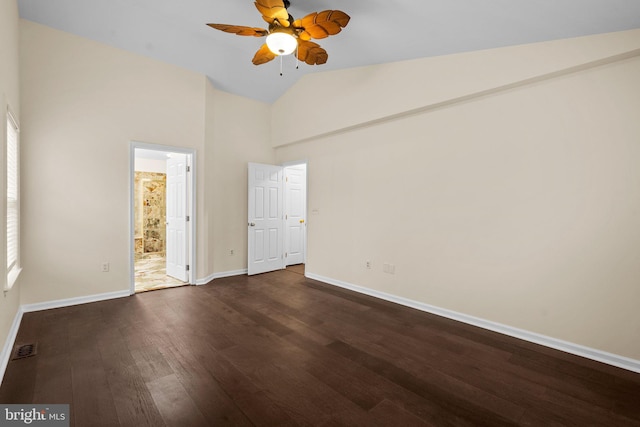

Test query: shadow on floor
[286,264,305,275]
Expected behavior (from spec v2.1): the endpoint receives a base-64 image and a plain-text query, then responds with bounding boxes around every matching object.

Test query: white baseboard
[195,269,247,285]
[0,307,24,386]
[305,272,640,374]
[195,276,214,286]
[21,289,130,313]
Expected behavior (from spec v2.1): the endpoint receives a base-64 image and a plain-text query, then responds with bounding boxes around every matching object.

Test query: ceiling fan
[206,0,350,67]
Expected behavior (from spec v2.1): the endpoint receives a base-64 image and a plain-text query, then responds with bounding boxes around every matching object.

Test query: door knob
[248,222,255,227]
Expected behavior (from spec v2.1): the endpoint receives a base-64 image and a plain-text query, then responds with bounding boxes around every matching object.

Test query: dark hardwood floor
[1,269,639,426]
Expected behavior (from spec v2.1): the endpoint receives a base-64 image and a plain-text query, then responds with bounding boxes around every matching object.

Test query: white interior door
[248,163,284,275]
[284,165,306,266]
[166,153,188,282]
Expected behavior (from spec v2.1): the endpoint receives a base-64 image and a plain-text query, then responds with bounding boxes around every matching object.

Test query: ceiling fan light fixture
[206,1,350,67]
[266,32,297,56]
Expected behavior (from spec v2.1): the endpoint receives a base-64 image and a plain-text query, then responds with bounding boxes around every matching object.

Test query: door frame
[129,141,196,294]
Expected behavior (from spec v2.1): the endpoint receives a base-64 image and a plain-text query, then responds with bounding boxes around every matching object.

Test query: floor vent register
[11,342,38,360]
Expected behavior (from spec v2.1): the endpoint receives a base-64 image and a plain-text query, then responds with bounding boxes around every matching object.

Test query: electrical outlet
[101,262,110,272]
[366,260,371,269]
[383,263,396,274]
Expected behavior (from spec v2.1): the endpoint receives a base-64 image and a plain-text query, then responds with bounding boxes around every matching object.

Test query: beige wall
[209,86,275,273]
[201,79,275,276]
[273,30,640,147]
[19,19,205,303]
[18,20,273,306]
[0,0,21,376]
[275,31,640,360]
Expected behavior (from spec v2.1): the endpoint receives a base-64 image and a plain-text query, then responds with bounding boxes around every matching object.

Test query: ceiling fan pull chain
[296,45,299,69]
[280,55,283,76]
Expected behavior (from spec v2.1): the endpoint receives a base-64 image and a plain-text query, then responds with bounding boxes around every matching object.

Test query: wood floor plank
[146,373,209,427]
[1,269,639,426]
[0,356,37,404]
[310,305,534,418]
[215,295,295,337]
[41,307,117,426]
[159,345,254,426]
[130,345,175,383]
[104,361,166,427]
[368,399,435,427]
[100,332,166,427]
[326,339,523,426]
[70,350,120,427]
[194,343,299,426]
[221,343,373,425]
[282,328,478,426]
[33,352,73,405]
[318,317,545,419]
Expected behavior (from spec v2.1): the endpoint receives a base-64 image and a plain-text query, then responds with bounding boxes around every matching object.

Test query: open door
[166,153,189,281]
[284,164,307,266]
[248,163,284,275]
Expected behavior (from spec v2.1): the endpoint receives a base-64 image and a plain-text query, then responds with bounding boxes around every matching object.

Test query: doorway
[130,142,195,293]
[247,161,307,276]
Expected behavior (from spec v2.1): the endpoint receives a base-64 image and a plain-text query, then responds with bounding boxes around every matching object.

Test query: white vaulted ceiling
[18,0,640,103]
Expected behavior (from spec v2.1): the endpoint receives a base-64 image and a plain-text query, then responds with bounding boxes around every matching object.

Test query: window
[6,109,20,289]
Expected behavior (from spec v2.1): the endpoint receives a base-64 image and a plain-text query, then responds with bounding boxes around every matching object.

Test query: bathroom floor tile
[135,254,186,293]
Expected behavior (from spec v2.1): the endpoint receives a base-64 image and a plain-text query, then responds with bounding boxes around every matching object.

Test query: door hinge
[186,265,190,271]
[285,214,288,220]
[285,252,288,258]
[186,166,191,172]
[186,215,190,221]
[286,176,288,182]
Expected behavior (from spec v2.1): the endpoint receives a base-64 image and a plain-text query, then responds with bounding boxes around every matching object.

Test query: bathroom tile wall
[134,172,166,254]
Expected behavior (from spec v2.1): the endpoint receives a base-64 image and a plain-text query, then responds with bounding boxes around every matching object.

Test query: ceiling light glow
[266,32,297,56]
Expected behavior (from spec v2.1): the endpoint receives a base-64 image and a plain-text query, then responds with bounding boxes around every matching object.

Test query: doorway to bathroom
[130,142,195,293]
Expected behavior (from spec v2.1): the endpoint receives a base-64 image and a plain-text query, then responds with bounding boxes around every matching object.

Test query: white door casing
[248,163,284,275]
[166,153,188,282]
[284,165,306,266]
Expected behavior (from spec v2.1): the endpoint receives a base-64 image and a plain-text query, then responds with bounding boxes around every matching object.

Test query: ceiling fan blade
[254,0,290,27]
[297,40,328,65]
[206,23,268,37]
[252,43,278,65]
[293,10,350,40]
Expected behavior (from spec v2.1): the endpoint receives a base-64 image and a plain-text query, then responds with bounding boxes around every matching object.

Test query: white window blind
[7,111,19,285]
